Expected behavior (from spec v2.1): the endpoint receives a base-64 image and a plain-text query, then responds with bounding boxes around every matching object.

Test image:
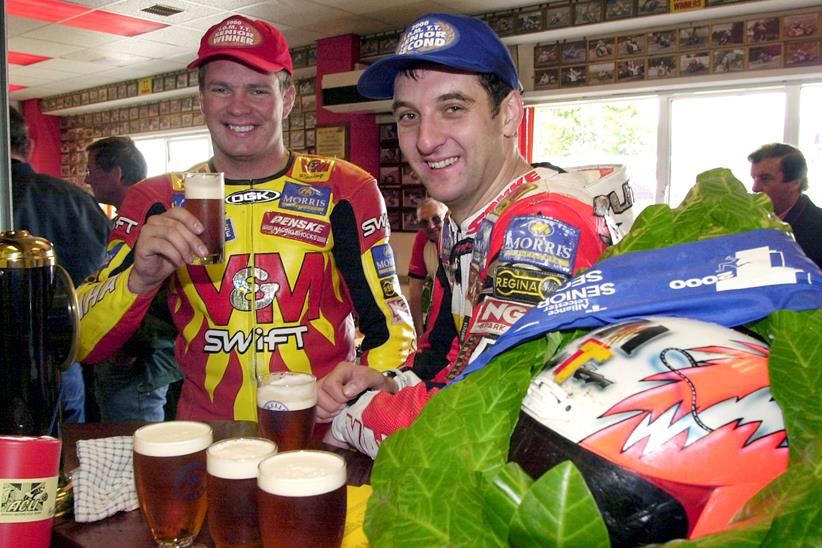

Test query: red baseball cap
[188,15,293,75]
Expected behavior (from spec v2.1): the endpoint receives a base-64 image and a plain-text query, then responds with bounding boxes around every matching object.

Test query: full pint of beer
[133,421,213,547]
[256,451,347,548]
[184,172,224,265]
[206,438,277,548]
[257,372,317,451]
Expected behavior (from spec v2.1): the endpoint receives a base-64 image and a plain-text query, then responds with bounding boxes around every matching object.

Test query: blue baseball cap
[357,13,520,99]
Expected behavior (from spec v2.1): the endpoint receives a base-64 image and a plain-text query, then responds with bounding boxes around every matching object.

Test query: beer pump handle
[50,265,81,372]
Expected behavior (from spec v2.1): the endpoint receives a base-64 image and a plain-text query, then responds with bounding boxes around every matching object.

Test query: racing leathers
[77,153,416,421]
[331,166,621,457]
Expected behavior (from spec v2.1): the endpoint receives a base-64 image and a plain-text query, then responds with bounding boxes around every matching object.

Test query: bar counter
[51,421,373,547]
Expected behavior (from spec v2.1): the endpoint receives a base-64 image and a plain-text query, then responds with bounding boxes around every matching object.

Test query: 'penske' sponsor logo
[260,212,331,246]
[204,326,308,353]
[225,189,280,205]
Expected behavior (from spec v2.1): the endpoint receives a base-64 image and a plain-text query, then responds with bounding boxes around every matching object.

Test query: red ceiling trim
[9,51,51,65]
[65,11,168,37]
[8,0,168,37]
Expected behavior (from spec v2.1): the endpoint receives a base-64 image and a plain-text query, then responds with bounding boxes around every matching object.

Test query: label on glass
[0,476,58,523]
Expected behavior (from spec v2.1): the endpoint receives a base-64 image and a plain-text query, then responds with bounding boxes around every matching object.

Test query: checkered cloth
[72,436,140,522]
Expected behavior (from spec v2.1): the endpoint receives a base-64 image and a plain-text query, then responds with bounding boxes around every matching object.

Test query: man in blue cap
[317,13,621,457]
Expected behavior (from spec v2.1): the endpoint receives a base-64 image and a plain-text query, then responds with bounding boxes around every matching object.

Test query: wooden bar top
[52,421,373,547]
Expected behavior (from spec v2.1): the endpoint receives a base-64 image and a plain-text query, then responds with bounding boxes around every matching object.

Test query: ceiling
[6,0,540,102]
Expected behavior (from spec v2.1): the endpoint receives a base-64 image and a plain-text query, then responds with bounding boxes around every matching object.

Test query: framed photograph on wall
[388,209,402,232]
[785,40,822,67]
[589,62,615,84]
[534,43,560,67]
[545,5,572,29]
[380,145,401,164]
[747,18,780,43]
[561,66,587,86]
[783,13,819,39]
[648,55,678,78]
[617,59,645,81]
[638,0,667,15]
[534,67,558,89]
[681,51,710,74]
[402,209,420,231]
[713,48,745,72]
[617,34,645,56]
[606,0,634,20]
[561,40,587,63]
[648,30,676,53]
[679,26,709,50]
[588,37,615,60]
[316,124,349,159]
[488,13,515,36]
[382,188,401,208]
[379,123,398,142]
[402,165,421,185]
[748,44,783,69]
[517,10,543,34]
[711,22,744,46]
[380,166,400,186]
[575,1,603,25]
[402,186,427,209]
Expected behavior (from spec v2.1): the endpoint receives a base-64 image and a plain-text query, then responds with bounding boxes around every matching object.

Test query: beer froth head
[257,450,346,497]
[357,12,520,99]
[257,372,317,411]
[188,15,292,75]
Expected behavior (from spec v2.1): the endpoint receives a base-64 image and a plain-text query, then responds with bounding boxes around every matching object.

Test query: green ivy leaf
[509,461,609,548]
[482,462,534,543]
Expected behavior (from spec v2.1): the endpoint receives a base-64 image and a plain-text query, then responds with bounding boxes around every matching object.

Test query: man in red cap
[76,16,415,422]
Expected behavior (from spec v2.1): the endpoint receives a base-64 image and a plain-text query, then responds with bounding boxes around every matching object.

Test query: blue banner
[455,229,822,382]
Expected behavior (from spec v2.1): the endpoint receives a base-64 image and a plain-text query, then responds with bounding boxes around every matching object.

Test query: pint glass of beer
[256,372,317,451]
[206,437,277,548]
[184,172,224,265]
[133,421,213,547]
[257,451,347,548]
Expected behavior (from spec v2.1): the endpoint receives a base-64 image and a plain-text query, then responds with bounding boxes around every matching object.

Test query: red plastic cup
[0,435,62,548]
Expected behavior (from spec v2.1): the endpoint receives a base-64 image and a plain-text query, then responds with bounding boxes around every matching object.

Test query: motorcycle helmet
[509,316,787,547]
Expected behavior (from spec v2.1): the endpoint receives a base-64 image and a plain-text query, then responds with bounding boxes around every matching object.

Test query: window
[533,97,659,217]
[531,78,822,216]
[134,131,212,177]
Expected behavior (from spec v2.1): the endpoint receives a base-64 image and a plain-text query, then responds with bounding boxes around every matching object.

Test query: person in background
[317,13,622,457]
[407,197,447,337]
[75,15,414,421]
[84,137,183,421]
[749,143,822,268]
[9,106,110,423]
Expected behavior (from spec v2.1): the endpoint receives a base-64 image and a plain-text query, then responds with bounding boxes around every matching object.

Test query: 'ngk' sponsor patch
[470,297,531,337]
[260,211,330,247]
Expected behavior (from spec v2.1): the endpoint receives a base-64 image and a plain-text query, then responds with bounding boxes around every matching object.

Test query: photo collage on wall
[533,7,821,90]
[377,123,428,232]
[283,77,317,154]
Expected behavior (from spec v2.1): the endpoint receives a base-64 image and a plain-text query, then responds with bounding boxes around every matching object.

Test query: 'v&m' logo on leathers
[294,157,334,182]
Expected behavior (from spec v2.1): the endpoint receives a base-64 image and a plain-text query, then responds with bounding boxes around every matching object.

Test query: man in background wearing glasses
[407,198,447,337]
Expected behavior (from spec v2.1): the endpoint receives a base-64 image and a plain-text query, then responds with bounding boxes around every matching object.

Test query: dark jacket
[783,194,822,269]
[11,159,110,285]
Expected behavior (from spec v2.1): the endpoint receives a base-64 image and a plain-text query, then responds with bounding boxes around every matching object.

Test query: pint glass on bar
[184,172,224,265]
[206,437,277,548]
[133,421,213,547]
[256,372,317,451]
[257,451,347,548]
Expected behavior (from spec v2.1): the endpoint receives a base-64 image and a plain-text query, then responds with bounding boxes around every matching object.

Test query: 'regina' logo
[225,189,280,205]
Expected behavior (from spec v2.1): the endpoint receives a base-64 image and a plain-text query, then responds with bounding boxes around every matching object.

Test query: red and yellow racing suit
[77,154,415,421]
[330,166,621,457]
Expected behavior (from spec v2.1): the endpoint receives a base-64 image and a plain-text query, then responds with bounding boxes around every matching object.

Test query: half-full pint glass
[133,421,213,547]
[257,451,347,548]
[256,372,317,451]
[184,172,224,265]
[206,437,277,548]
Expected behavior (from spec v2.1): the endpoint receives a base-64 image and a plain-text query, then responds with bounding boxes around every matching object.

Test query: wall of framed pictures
[377,123,427,232]
[530,6,822,91]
